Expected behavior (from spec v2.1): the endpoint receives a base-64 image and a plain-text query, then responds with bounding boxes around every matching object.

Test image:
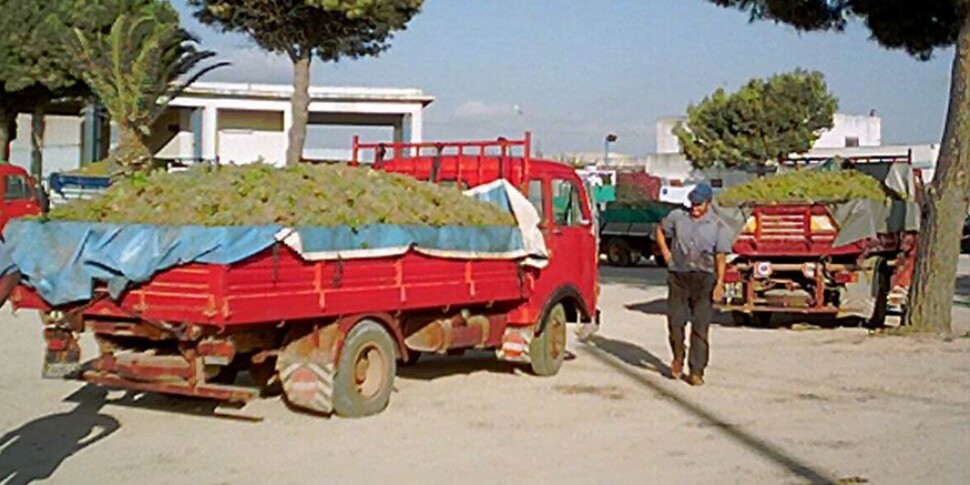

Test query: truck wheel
[333,321,397,418]
[865,261,891,329]
[606,239,632,267]
[530,303,567,376]
[652,252,668,268]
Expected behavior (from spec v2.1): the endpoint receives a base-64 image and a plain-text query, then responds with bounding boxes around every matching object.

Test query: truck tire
[530,303,567,376]
[606,238,633,267]
[332,321,397,418]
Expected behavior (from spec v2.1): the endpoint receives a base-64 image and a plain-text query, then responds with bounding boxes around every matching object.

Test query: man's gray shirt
[661,208,733,274]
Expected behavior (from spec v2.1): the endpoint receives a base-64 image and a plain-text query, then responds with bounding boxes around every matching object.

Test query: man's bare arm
[655,224,672,266]
[713,253,726,302]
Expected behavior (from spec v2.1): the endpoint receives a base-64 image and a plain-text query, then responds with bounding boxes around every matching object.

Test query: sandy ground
[1,259,968,485]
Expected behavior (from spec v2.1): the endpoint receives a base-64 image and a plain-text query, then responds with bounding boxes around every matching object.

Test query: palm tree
[70,5,226,175]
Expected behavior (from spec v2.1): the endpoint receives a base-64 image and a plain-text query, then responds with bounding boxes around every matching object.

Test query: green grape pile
[717,169,889,207]
[49,163,516,227]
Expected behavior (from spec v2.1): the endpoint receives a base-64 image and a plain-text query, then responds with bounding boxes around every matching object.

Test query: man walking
[654,183,731,386]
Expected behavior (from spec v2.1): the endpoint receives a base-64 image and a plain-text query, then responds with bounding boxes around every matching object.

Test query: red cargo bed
[13,244,532,326]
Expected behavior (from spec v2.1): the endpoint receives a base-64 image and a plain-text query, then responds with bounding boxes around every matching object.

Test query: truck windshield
[4,175,31,201]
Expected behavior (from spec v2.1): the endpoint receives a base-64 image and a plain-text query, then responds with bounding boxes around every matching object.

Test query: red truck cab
[357,134,599,330]
[0,164,42,230]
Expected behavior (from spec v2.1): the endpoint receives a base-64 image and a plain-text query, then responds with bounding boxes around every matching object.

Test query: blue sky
[173,0,953,156]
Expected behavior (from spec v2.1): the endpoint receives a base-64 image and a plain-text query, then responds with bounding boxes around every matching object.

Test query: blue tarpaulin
[0,180,543,306]
[2,221,283,306]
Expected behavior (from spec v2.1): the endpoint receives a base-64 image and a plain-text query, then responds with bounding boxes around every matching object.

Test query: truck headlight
[753,261,772,279]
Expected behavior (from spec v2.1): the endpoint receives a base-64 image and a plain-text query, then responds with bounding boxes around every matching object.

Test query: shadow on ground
[0,386,119,485]
[581,335,841,485]
[397,350,517,381]
[624,297,877,329]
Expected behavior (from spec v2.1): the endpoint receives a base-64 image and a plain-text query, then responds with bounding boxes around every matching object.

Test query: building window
[845,137,860,147]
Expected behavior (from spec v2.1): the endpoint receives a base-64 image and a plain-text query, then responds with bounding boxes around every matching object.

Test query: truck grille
[758,214,806,240]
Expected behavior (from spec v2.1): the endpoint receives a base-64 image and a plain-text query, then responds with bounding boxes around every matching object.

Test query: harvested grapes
[48,163,516,227]
[717,169,889,206]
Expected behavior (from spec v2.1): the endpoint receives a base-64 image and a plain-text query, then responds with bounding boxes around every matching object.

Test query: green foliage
[189,0,423,62]
[49,163,516,227]
[0,1,160,150]
[716,169,888,206]
[68,3,226,173]
[189,0,423,166]
[674,69,838,170]
[708,0,966,60]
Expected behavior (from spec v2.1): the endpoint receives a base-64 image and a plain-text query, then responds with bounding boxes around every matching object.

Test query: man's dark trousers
[667,271,714,375]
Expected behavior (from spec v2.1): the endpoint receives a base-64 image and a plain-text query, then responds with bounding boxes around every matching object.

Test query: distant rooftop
[181,82,435,106]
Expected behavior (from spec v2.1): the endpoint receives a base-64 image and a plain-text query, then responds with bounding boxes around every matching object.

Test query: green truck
[599,201,679,267]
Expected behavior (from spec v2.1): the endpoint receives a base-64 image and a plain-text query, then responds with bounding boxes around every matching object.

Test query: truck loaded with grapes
[2,135,600,418]
[715,154,922,328]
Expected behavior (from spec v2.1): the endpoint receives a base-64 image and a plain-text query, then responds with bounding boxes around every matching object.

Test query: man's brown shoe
[669,359,683,379]
[687,374,705,386]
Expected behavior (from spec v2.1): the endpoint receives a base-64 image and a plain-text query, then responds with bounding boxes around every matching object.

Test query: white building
[9,82,434,178]
[612,113,939,184]
[655,112,883,155]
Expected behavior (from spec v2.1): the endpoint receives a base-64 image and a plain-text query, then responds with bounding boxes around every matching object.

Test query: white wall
[814,113,881,148]
[656,117,685,154]
[655,113,883,155]
[150,108,194,160]
[217,109,285,165]
[9,114,82,178]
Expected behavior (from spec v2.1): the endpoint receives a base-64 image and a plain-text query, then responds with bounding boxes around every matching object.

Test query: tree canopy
[0,0,163,166]
[709,0,966,59]
[189,0,424,165]
[69,2,225,173]
[674,69,838,170]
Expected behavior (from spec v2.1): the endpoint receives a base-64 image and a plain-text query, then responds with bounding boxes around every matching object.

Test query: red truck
[0,163,43,230]
[8,135,600,417]
[716,154,921,327]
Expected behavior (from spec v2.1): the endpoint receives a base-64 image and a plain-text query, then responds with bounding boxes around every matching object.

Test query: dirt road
[1,260,968,485]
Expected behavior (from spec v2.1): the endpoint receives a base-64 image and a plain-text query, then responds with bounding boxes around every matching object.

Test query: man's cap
[688,183,714,205]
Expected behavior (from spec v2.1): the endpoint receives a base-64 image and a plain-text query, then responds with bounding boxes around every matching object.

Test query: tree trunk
[905,12,970,334]
[0,103,13,162]
[114,122,152,176]
[286,53,312,166]
[30,102,47,180]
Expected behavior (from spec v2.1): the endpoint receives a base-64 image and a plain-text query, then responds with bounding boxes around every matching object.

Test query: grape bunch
[717,169,890,207]
[48,163,516,227]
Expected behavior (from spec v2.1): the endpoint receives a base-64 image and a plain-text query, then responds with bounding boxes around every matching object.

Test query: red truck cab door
[526,174,598,319]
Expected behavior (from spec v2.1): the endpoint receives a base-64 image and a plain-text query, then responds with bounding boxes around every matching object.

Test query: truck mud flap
[496,327,532,363]
[277,325,341,415]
